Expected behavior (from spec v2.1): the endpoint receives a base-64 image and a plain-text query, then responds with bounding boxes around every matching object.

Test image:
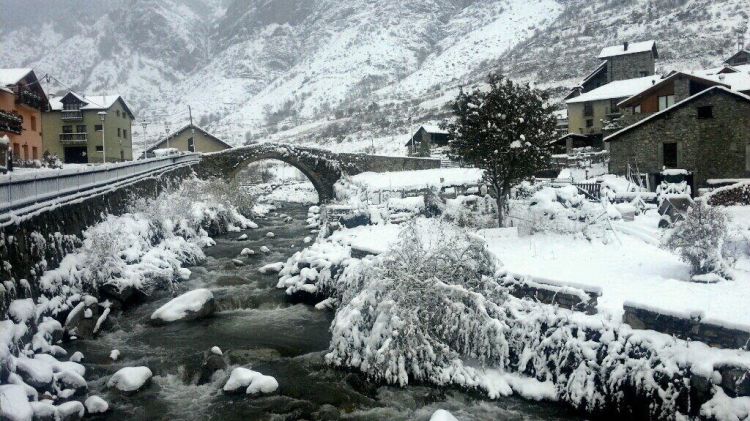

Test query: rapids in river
[67,202,581,420]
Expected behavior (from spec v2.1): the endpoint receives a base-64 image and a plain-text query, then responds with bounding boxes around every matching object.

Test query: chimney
[624,41,629,51]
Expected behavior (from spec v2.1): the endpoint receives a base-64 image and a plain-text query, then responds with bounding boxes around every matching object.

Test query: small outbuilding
[143,123,231,158]
[406,125,451,157]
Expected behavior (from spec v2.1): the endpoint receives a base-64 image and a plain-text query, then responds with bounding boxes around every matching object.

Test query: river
[67,202,581,420]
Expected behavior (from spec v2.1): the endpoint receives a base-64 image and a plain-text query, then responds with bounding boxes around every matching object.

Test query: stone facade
[607,88,750,188]
[607,50,656,82]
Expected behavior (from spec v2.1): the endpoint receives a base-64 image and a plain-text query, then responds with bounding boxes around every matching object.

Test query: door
[662,143,677,168]
[64,147,88,164]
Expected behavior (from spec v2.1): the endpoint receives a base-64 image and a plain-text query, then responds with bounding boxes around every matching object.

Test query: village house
[605,86,750,189]
[142,123,231,157]
[725,49,750,66]
[0,68,48,164]
[406,125,451,157]
[42,92,134,164]
[564,41,659,146]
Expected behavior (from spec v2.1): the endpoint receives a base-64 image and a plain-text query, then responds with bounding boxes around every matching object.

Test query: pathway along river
[68,202,581,420]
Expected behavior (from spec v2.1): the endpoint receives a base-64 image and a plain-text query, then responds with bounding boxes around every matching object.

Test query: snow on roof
[566,76,661,104]
[605,86,750,142]
[0,68,33,86]
[618,72,730,107]
[48,94,123,111]
[420,125,448,134]
[704,71,750,92]
[598,40,656,59]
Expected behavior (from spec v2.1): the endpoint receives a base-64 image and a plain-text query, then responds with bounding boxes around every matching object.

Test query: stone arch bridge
[194,143,440,202]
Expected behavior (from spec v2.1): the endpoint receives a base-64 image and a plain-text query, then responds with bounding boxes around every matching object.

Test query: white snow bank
[150,289,214,323]
[223,367,278,395]
[349,168,483,191]
[107,366,153,392]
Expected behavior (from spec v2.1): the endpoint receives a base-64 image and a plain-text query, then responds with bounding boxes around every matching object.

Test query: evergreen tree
[446,73,556,226]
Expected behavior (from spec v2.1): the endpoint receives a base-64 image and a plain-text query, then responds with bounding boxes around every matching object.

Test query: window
[116,110,120,117]
[639,71,649,77]
[62,125,73,133]
[583,102,594,117]
[95,124,103,132]
[76,125,87,133]
[188,137,195,152]
[32,147,38,160]
[585,119,594,128]
[120,150,124,161]
[95,145,103,152]
[697,106,714,119]
[633,104,642,114]
[12,143,19,158]
[123,129,127,139]
[30,116,36,131]
[663,143,678,168]
[746,144,750,171]
[658,95,675,111]
[22,145,28,160]
[63,101,81,111]
[117,128,121,137]
[609,99,619,114]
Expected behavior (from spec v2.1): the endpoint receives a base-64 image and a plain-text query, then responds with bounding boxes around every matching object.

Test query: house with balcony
[0,68,48,164]
[42,92,134,164]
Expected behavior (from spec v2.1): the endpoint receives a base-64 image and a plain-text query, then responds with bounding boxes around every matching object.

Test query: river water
[68,202,581,421]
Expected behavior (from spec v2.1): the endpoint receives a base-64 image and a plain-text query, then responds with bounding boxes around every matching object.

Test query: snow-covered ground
[348,168,484,191]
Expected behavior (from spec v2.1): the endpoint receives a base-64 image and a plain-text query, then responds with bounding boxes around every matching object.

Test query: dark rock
[344,373,378,397]
[717,364,750,398]
[313,404,340,420]
[198,352,227,385]
[689,373,713,415]
[149,295,215,326]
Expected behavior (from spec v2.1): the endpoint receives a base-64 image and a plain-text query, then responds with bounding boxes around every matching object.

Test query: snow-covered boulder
[149,289,215,325]
[107,367,152,393]
[14,357,54,390]
[258,262,284,274]
[109,350,120,361]
[55,401,84,421]
[260,246,271,254]
[240,248,255,256]
[430,409,458,421]
[237,234,248,240]
[84,396,109,414]
[231,259,245,267]
[69,352,84,363]
[266,232,275,238]
[222,368,278,395]
[211,346,222,356]
[30,401,56,421]
[0,384,33,421]
[303,236,312,244]
[54,368,88,395]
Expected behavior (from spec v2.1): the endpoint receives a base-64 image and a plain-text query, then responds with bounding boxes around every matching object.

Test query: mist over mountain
[1,0,748,153]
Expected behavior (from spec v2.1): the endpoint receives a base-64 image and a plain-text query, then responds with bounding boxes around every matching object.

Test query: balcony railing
[15,90,45,110]
[0,109,23,135]
[59,132,88,144]
[61,110,83,121]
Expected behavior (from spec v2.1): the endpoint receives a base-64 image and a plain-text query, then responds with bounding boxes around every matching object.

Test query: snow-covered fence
[0,154,201,217]
[549,149,609,169]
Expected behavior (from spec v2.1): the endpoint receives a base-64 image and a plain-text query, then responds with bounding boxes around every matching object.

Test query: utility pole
[140,121,148,158]
[189,105,195,152]
[165,121,171,149]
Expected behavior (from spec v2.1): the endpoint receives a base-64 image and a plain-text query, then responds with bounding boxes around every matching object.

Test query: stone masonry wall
[607,51,655,82]
[608,89,750,187]
[0,167,193,314]
[339,153,441,173]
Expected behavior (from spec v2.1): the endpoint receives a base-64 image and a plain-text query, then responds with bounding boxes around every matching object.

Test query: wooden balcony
[15,90,45,110]
[59,132,87,144]
[61,110,83,121]
[0,109,23,135]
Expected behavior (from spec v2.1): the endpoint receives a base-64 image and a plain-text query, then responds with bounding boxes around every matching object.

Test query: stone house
[0,68,48,163]
[605,86,750,189]
[143,123,231,157]
[406,125,451,157]
[43,92,134,164]
[565,41,659,142]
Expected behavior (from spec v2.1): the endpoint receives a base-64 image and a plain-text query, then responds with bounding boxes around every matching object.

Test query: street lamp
[97,111,107,164]
[164,121,171,149]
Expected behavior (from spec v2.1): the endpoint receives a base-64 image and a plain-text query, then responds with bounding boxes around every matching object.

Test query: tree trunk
[496,194,505,227]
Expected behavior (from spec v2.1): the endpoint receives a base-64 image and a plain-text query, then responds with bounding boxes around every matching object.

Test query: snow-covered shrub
[663,201,733,282]
[41,151,63,169]
[516,186,616,238]
[325,221,508,386]
[442,195,496,228]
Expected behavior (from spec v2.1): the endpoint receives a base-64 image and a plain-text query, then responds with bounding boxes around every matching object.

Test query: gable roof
[419,125,448,135]
[582,61,607,85]
[0,68,33,87]
[598,40,657,59]
[618,71,730,108]
[725,49,750,63]
[48,92,135,119]
[566,76,661,104]
[146,123,232,152]
[605,86,750,142]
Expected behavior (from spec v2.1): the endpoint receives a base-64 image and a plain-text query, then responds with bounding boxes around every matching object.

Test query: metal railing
[61,110,83,120]
[0,153,201,216]
[60,132,88,143]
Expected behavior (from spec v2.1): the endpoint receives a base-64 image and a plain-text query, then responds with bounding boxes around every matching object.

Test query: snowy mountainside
[1,0,749,155]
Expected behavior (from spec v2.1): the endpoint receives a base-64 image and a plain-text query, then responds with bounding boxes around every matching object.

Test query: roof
[598,40,657,59]
[605,86,750,142]
[550,133,589,145]
[419,125,448,135]
[725,49,750,63]
[582,61,607,84]
[566,76,661,104]
[705,71,750,93]
[0,68,33,86]
[146,123,232,152]
[48,92,135,119]
[618,72,730,108]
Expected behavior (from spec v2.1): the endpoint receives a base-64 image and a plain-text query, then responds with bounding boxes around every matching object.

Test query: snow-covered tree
[663,200,733,282]
[446,73,556,226]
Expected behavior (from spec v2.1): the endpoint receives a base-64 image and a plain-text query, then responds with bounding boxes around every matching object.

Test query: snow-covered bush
[325,221,508,386]
[515,186,617,238]
[663,201,733,282]
[442,194,496,228]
